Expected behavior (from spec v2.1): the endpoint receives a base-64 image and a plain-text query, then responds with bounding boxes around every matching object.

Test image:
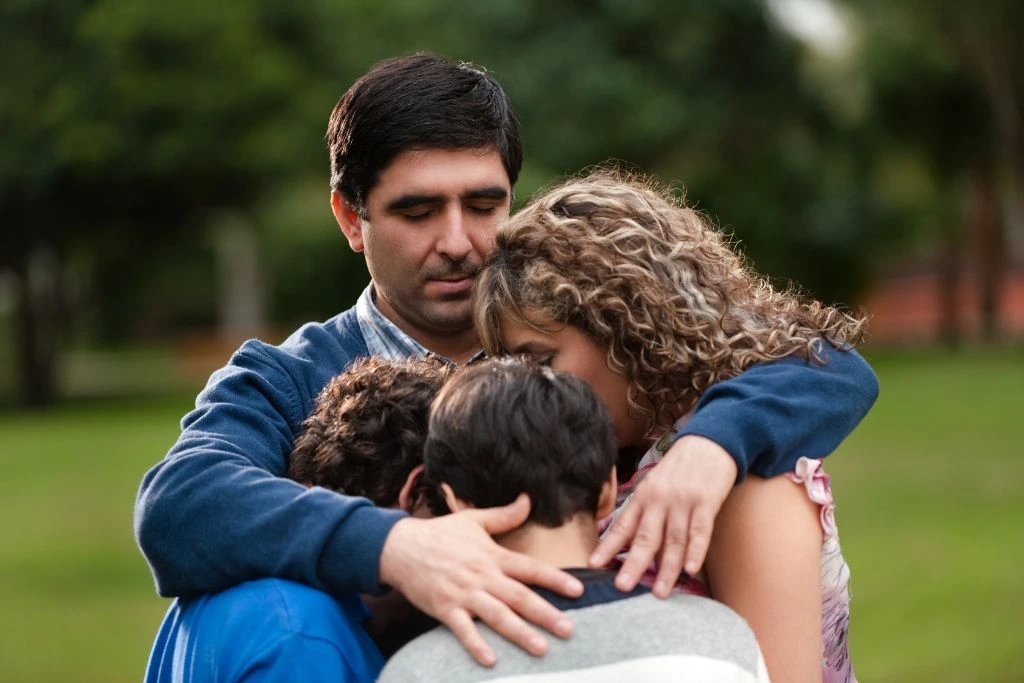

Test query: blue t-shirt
[144,579,384,683]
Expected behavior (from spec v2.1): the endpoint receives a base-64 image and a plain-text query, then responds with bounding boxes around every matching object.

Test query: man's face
[334,148,511,347]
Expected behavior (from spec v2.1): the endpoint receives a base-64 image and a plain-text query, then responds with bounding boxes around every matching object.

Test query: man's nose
[436,205,473,261]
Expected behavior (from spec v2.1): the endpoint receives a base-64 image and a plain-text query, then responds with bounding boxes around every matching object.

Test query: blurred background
[1,0,1021,681]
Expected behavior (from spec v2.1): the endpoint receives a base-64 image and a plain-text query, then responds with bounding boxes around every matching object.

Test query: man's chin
[420,302,474,331]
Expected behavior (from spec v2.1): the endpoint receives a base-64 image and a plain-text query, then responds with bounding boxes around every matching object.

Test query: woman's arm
[678,345,879,479]
[704,474,824,683]
[592,345,876,592]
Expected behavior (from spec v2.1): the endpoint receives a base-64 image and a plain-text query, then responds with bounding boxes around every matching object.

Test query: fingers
[496,557,577,638]
[474,589,552,656]
[589,501,640,569]
[442,579,564,667]
[612,503,666,592]
[444,608,498,667]
[471,493,532,536]
[503,551,583,602]
[652,506,691,597]
[682,505,715,576]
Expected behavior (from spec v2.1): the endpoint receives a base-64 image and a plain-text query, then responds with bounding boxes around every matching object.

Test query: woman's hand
[589,435,737,598]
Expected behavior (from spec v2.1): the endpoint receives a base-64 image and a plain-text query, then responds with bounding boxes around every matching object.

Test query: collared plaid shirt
[354,284,485,365]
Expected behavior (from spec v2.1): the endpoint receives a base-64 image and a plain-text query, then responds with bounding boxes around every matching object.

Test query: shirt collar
[354,284,485,365]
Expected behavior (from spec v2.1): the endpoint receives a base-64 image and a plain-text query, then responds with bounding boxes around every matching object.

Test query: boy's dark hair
[326,52,523,217]
[423,358,617,527]
[288,356,452,506]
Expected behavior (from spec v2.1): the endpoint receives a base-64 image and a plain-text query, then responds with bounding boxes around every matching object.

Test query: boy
[145,356,450,682]
[379,359,770,682]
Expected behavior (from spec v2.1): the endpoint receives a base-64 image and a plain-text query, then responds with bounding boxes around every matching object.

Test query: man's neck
[370,286,481,364]
[495,514,599,569]
[422,333,481,365]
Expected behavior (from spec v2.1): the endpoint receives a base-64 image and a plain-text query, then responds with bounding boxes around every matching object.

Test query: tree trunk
[938,220,962,348]
[12,249,60,408]
[970,167,1003,342]
[214,213,266,341]
[958,18,1017,338]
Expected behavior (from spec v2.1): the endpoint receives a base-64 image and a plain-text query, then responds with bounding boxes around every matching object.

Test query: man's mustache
[423,261,479,280]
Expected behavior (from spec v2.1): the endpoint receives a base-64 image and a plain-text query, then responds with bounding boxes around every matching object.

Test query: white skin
[498,313,738,595]
[332,147,737,667]
[333,148,582,667]
[501,314,824,682]
[438,472,619,569]
[333,147,510,363]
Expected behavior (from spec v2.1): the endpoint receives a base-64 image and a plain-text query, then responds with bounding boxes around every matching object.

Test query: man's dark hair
[288,356,453,506]
[422,358,617,527]
[326,52,523,216]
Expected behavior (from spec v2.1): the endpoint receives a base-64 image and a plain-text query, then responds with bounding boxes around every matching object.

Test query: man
[135,52,878,669]
[145,356,449,682]
[380,358,770,682]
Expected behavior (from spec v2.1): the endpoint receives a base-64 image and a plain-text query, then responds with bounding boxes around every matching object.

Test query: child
[379,358,769,682]
[144,356,451,683]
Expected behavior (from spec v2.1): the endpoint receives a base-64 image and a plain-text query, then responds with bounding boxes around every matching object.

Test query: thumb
[467,493,531,535]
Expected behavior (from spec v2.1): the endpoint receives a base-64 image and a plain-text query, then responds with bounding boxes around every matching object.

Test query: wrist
[670,434,739,483]
[378,516,413,590]
[319,503,407,596]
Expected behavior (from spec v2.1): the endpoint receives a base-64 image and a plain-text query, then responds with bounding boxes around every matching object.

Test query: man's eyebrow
[383,186,508,212]
[386,194,444,212]
[463,186,509,201]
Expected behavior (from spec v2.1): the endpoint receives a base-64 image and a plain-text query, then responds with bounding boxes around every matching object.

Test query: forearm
[136,448,405,598]
[134,340,403,598]
[677,344,879,479]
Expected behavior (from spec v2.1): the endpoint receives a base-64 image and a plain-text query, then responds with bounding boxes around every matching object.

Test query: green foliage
[258,179,369,327]
[2,0,1017,403]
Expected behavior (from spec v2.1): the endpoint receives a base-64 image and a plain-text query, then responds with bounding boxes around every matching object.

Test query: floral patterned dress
[599,425,857,683]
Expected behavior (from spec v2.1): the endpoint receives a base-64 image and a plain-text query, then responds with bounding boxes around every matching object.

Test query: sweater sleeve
[133,340,406,599]
[676,344,879,481]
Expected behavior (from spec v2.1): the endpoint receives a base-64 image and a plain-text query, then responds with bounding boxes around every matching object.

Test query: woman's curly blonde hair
[474,169,868,434]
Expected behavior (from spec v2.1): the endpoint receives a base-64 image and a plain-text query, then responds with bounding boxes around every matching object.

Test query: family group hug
[136,52,878,683]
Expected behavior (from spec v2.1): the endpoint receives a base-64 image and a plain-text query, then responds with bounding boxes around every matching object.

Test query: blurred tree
[13,0,996,403]
[0,0,323,405]
[848,0,1024,342]
[410,0,888,305]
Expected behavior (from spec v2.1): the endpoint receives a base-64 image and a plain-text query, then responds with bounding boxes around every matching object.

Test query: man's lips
[426,275,475,293]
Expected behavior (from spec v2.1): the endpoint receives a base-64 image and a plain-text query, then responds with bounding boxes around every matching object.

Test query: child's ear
[397,464,425,513]
[441,482,474,513]
[596,468,619,520]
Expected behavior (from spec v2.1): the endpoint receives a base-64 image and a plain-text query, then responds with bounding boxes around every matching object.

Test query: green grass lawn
[827,348,1024,682]
[0,349,1021,682]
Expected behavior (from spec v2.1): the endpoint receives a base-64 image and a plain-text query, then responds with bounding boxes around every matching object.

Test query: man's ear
[331,191,365,253]
[596,467,619,520]
[397,464,425,513]
[441,482,474,514]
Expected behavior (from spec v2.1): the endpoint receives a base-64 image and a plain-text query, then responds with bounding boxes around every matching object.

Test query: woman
[473,170,867,682]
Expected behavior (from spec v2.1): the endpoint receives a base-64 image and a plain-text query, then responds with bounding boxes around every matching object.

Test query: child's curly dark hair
[287,355,453,507]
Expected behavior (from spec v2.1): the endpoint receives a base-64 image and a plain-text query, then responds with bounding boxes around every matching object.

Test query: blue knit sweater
[134,306,878,599]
